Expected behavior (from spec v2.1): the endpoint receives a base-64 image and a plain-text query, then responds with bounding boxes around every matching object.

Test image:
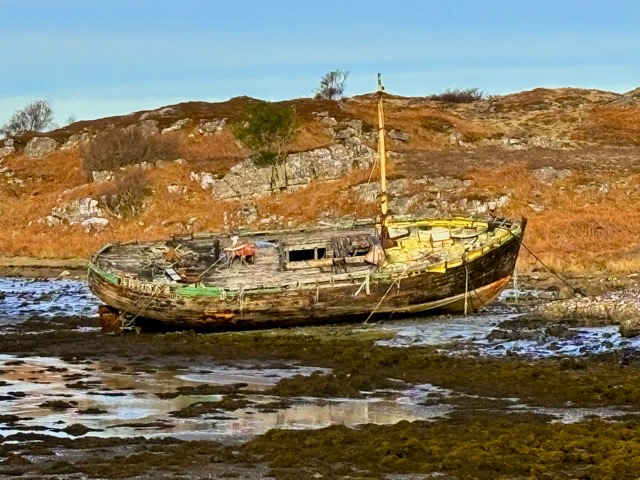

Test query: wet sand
[2,277,640,479]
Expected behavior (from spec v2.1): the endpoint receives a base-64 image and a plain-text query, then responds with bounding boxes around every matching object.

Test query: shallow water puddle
[0,278,99,322]
[0,355,448,441]
[377,314,640,358]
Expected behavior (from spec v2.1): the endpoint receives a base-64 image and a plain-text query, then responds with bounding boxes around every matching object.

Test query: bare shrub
[82,127,177,175]
[99,170,151,219]
[2,100,54,135]
[314,70,349,100]
[429,88,484,103]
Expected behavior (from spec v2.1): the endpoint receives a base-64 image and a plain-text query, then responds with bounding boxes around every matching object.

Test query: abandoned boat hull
[87,221,524,330]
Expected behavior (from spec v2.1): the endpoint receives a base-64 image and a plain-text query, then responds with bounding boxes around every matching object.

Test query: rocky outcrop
[195,142,377,200]
[199,118,226,135]
[530,291,640,337]
[0,138,15,158]
[61,132,91,150]
[24,137,60,158]
[161,119,189,134]
[43,198,109,231]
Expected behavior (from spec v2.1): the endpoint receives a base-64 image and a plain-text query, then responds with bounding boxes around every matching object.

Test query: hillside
[2,86,640,275]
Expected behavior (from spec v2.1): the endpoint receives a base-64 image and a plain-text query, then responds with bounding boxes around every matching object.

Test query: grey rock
[92,171,114,183]
[167,184,187,195]
[236,202,258,223]
[62,132,91,150]
[24,137,60,158]
[620,317,640,338]
[533,166,572,185]
[139,120,160,136]
[334,127,358,140]
[47,197,106,227]
[528,203,545,214]
[0,146,14,158]
[527,136,565,148]
[189,172,217,190]
[389,129,411,142]
[199,118,227,135]
[4,138,14,148]
[161,118,189,134]
[449,132,462,145]
[313,111,329,117]
[80,217,109,232]
[341,119,362,133]
[319,117,338,127]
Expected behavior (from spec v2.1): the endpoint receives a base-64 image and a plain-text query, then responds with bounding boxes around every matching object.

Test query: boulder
[48,197,106,226]
[389,129,411,142]
[80,217,109,232]
[319,117,338,127]
[24,137,60,158]
[0,146,14,158]
[199,118,226,134]
[167,184,187,195]
[92,171,114,183]
[533,166,572,185]
[161,118,189,134]
[0,138,15,158]
[236,202,258,223]
[139,120,160,136]
[620,317,640,338]
[62,132,91,150]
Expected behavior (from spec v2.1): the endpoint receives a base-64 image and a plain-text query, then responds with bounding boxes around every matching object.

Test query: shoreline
[0,257,88,278]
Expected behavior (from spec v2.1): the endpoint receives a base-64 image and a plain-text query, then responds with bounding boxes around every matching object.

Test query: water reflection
[0,355,449,441]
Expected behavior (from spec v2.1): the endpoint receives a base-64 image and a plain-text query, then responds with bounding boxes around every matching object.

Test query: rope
[521,243,575,290]
[124,283,163,326]
[464,265,469,316]
[353,270,371,297]
[353,155,380,217]
[364,267,407,324]
[194,256,224,283]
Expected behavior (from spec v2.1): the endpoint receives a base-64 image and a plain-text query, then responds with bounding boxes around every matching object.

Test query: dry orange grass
[343,97,493,149]
[574,107,640,146]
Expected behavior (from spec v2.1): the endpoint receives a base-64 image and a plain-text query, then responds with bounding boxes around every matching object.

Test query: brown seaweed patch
[156,382,249,399]
[77,407,108,415]
[271,371,397,398]
[240,414,640,479]
[61,423,101,437]
[38,400,78,411]
[169,396,253,418]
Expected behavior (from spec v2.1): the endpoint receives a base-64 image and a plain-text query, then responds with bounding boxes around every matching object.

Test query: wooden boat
[88,76,526,331]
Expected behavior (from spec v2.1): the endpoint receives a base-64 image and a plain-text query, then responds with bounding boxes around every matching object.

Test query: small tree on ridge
[314,70,349,100]
[2,100,54,135]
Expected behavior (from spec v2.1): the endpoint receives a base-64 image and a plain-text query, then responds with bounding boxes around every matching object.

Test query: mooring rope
[364,267,407,324]
[521,243,575,290]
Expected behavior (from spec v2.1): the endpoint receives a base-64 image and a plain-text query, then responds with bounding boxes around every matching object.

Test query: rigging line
[353,155,380,218]
[364,267,407,324]
[521,243,575,290]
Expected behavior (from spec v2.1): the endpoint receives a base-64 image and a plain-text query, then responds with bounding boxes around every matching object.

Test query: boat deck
[92,217,520,291]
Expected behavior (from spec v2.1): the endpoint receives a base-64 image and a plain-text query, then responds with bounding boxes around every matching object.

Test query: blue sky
[1,0,638,124]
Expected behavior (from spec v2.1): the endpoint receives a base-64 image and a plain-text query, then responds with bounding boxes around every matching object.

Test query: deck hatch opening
[288,247,327,262]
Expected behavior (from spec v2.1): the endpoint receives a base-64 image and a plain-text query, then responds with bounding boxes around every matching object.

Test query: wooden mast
[377,73,388,230]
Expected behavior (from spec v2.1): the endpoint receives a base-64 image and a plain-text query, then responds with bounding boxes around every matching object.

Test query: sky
[1,0,638,124]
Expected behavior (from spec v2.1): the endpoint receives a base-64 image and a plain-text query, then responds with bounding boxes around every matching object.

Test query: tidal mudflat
[1,277,640,479]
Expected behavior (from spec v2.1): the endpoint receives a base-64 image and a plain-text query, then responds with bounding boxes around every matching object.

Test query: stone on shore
[530,290,640,337]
